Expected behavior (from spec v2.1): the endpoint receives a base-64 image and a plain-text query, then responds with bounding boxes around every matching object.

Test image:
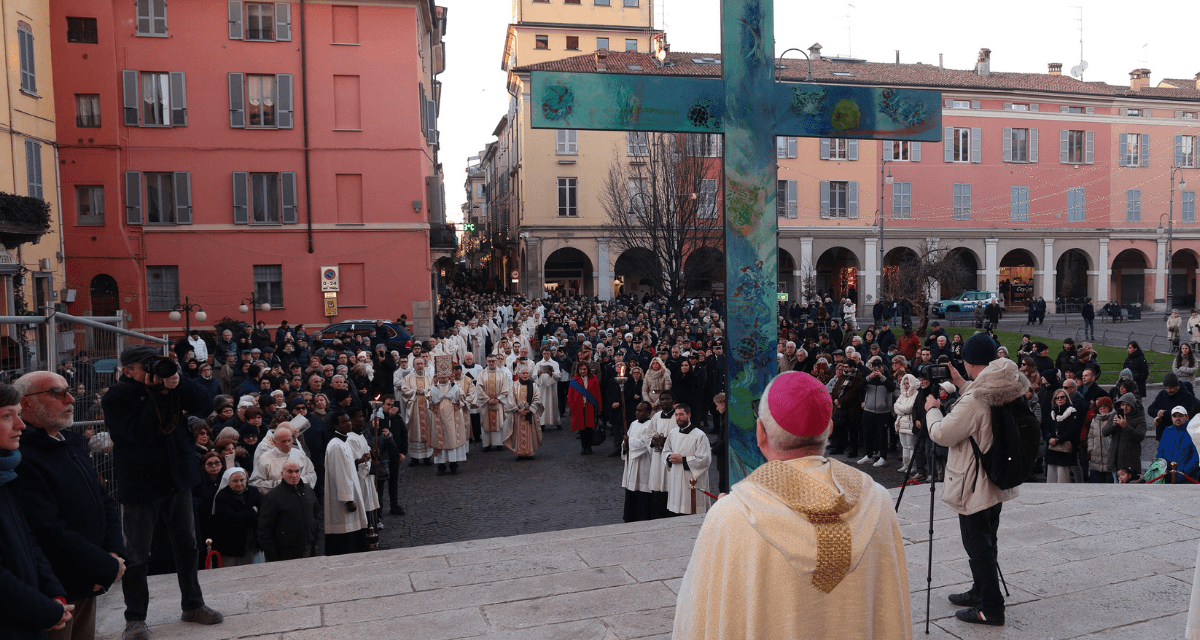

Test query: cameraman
[926,333,1030,627]
[103,345,222,640]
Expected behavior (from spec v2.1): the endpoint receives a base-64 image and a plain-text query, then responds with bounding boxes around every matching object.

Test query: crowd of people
[7,279,1200,639]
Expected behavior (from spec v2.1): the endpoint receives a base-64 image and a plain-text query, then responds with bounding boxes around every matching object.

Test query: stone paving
[94,483,1199,639]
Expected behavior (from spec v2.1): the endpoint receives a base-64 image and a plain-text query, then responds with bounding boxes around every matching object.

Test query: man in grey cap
[102,345,222,640]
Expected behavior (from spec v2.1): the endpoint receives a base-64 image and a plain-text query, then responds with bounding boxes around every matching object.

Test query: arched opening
[1055,249,1091,303]
[1111,249,1148,306]
[614,247,658,298]
[89,274,119,317]
[778,248,796,301]
[1171,249,1198,308]
[941,248,980,299]
[999,249,1037,310]
[815,247,860,304]
[684,247,724,297]
[881,247,920,300]
[544,248,594,298]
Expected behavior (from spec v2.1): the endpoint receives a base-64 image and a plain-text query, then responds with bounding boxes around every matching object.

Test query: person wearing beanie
[672,372,911,638]
[925,331,1030,627]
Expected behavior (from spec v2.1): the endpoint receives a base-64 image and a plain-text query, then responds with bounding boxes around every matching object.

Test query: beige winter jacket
[927,358,1030,516]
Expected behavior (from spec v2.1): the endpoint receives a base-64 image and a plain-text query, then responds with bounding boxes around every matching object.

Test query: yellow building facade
[0,0,64,370]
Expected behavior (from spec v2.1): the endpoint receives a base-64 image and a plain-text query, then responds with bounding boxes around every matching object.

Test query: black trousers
[579,427,594,452]
[863,411,890,458]
[470,413,481,441]
[387,453,402,506]
[958,502,1004,615]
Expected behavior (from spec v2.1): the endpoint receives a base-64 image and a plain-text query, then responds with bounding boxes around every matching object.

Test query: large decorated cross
[531,0,941,484]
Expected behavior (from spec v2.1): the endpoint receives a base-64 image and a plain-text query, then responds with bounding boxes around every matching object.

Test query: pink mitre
[759,371,832,438]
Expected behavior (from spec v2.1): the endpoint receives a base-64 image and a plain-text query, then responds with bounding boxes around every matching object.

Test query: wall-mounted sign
[321,266,340,292]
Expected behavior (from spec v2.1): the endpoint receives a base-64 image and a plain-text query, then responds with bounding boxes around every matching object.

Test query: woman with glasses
[1045,389,1082,483]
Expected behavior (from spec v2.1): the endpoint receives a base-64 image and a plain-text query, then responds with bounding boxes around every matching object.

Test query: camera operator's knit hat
[120,344,160,366]
[961,333,997,366]
[759,371,832,438]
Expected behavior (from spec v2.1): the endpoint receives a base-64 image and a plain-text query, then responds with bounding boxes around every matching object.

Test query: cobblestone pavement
[376,413,920,550]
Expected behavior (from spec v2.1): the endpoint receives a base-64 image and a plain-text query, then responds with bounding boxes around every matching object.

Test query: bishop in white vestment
[477,357,512,451]
[400,358,434,462]
[673,372,910,639]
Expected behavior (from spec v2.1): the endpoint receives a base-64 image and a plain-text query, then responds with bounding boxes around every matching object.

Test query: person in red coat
[568,362,602,455]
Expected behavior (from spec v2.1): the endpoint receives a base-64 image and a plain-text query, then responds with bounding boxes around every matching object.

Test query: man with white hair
[477,354,511,451]
[672,372,910,638]
[249,424,317,493]
[400,356,434,465]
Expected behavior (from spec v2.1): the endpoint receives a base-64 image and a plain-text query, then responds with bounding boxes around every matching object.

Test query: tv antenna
[1068,6,1086,80]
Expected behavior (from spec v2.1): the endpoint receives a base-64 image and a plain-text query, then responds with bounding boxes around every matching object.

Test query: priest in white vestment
[346,429,380,515]
[534,348,561,429]
[249,424,317,493]
[664,404,712,515]
[647,391,677,518]
[673,372,911,639]
[504,366,543,458]
[400,357,434,464]
[622,401,655,522]
[461,318,488,367]
[429,375,469,475]
[323,410,369,556]
[477,355,511,451]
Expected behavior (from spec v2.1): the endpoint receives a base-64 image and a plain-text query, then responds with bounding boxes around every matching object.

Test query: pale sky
[438,0,1200,223]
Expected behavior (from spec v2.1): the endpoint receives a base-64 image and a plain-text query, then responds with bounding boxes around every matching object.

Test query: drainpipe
[300,0,313,253]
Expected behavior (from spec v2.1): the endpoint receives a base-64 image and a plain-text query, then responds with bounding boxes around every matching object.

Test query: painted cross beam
[530,0,941,485]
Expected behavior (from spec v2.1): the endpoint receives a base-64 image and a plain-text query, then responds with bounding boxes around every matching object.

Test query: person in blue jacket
[1157,407,1200,480]
[0,381,74,639]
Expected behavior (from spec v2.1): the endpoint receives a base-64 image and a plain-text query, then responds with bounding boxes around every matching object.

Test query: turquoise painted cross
[531,0,941,484]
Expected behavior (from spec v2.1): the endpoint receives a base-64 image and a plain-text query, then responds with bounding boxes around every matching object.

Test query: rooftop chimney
[895,50,900,67]
[1194,71,1200,90]
[939,53,943,71]
[1130,68,1151,91]
[974,48,991,77]
[808,42,823,61]
[1048,62,1062,76]
[595,49,608,72]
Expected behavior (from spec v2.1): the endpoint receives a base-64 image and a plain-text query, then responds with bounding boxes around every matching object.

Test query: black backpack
[969,397,1041,490]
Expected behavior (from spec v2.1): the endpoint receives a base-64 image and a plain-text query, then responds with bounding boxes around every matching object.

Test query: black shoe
[436,464,446,476]
[408,458,420,467]
[389,504,405,515]
[181,605,223,625]
[422,458,433,466]
[948,592,982,607]
[845,450,858,459]
[449,462,459,475]
[954,608,1004,626]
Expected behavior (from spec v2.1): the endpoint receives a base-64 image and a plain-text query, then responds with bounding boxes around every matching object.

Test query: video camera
[916,362,953,384]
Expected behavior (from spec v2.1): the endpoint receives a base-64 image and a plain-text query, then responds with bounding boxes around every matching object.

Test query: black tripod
[894,418,1009,633]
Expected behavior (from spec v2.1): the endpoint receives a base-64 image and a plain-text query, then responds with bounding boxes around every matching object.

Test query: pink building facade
[51,0,447,337]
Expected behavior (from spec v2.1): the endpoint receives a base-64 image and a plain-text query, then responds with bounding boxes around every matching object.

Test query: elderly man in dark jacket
[103,345,222,640]
[15,371,126,640]
[257,460,321,561]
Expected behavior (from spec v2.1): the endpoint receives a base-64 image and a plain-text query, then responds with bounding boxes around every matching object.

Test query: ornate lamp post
[168,297,206,333]
[239,293,272,326]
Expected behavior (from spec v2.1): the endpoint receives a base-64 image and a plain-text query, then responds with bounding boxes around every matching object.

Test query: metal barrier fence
[0,312,170,499]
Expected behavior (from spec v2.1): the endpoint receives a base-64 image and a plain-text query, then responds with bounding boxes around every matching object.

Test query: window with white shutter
[1010,186,1029,222]
[953,183,971,220]
[136,0,168,37]
[699,179,720,219]
[892,182,911,219]
[1183,191,1196,223]
[627,132,648,157]
[556,130,578,155]
[1067,187,1085,222]
[1126,190,1141,222]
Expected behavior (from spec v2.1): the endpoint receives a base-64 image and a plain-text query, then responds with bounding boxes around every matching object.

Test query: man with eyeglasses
[102,345,223,639]
[14,371,126,640]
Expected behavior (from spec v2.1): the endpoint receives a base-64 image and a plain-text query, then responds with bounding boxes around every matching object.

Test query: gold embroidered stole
[744,459,864,594]
[484,371,502,430]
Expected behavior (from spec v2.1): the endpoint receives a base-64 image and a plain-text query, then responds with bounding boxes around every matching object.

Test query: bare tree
[600,132,724,314]
[799,260,817,305]
[880,241,969,335]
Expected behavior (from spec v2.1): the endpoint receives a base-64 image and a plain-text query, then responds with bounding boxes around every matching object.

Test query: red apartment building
[51,0,449,338]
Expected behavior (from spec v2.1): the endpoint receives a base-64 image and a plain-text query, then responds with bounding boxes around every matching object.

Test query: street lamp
[239,293,272,326]
[168,296,206,333]
[877,153,893,302]
[1162,168,1188,311]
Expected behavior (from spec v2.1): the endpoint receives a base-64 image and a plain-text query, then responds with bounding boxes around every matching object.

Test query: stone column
[1155,236,1167,308]
[1098,238,1110,302]
[1042,238,1056,313]
[799,237,814,303]
[984,238,999,294]
[864,236,879,308]
[597,238,612,300]
[524,237,540,299]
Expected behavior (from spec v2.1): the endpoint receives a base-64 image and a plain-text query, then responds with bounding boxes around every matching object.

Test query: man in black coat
[1081,297,1095,341]
[15,371,126,640]
[257,460,320,561]
[102,345,223,639]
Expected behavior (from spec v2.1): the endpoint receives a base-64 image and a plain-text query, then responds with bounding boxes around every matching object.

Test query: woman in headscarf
[211,467,261,567]
[641,357,671,407]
